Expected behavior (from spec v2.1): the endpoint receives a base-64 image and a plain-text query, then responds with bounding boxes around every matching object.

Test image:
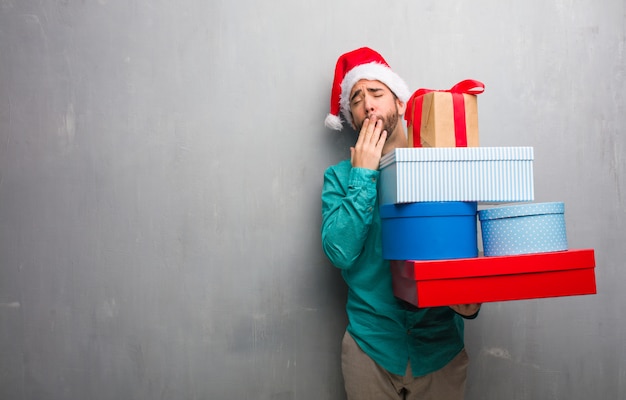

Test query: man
[320,47,480,400]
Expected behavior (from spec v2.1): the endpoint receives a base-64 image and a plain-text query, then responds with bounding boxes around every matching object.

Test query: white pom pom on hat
[325,47,411,130]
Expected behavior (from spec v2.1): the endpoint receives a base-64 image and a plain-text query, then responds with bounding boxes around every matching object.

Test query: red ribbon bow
[405,79,485,147]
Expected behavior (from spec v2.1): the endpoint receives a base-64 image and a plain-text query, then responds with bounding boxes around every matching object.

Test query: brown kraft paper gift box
[405,79,484,148]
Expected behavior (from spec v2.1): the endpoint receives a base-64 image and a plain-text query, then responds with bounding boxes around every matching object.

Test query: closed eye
[350,86,386,106]
[350,89,363,103]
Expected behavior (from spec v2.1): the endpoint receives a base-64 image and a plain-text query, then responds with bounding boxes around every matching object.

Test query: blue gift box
[380,202,478,261]
[479,202,568,256]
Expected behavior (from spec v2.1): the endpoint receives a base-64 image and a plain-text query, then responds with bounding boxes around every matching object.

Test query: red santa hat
[325,47,411,130]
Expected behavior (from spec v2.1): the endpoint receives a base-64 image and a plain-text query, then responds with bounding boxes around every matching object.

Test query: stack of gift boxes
[380,80,597,308]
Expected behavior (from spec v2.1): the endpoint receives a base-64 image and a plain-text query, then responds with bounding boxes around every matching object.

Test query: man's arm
[321,165,379,269]
[321,117,387,270]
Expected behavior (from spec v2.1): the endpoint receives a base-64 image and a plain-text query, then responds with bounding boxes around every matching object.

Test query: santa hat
[325,47,411,130]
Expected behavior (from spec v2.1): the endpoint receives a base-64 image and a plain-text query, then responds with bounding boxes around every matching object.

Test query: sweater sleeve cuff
[348,167,380,188]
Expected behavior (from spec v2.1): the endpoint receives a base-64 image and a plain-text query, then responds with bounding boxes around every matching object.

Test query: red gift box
[391,249,596,307]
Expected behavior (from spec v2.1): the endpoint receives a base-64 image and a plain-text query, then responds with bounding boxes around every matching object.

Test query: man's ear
[396,98,407,117]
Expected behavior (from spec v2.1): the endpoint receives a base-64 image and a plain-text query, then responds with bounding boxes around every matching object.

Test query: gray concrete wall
[0,1,624,399]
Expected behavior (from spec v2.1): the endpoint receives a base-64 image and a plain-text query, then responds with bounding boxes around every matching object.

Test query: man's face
[349,79,403,134]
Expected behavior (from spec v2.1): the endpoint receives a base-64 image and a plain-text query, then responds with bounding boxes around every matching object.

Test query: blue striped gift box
[379,147,534,204]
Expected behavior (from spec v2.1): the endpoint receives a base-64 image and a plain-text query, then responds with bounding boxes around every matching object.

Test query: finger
[375,130,388,149]
[367,115,380,133]
[364,117,376,136]
[367,118,383,145]
[355,118,371,146]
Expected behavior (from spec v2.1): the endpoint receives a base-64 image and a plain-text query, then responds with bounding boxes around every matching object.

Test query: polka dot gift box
[478,202,568,257]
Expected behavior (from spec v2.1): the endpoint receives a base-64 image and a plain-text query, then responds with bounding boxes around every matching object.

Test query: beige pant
[341,331,469,400]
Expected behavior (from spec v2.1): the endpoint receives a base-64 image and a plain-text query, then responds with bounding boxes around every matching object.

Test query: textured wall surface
[0,1,624,399]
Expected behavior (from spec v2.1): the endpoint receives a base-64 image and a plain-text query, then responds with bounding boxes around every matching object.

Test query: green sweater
[321,159,465,377]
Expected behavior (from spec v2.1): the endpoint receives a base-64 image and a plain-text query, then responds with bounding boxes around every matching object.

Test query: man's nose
[363,97,375,115]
